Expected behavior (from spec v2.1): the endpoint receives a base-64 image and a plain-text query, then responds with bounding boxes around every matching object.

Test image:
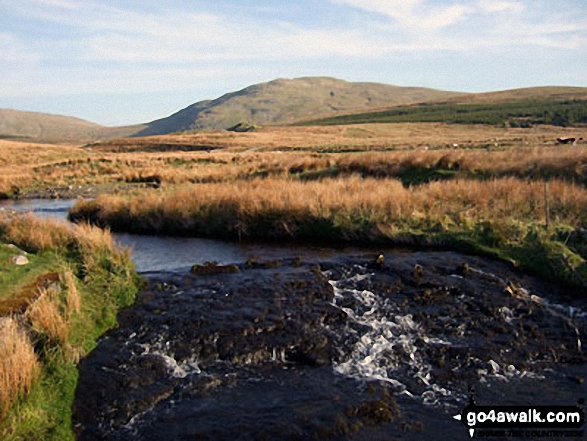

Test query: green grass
[0,218,141,440]
[301,99,587,127]
[0,246,63,313]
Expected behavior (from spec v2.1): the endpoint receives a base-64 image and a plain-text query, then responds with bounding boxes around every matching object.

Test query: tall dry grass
[63,269,81,318]
[0,317,39,419]
[1,214,128,264]
[69,175,587,241]
[1,124,584,195]
[2,215,72,253]
[24,287,69,346]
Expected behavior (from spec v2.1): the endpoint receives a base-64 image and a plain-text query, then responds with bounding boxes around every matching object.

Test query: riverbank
[0,214,140,440]
[69,176,587,293]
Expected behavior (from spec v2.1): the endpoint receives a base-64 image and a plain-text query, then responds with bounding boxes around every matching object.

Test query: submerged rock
[190,261,240,275]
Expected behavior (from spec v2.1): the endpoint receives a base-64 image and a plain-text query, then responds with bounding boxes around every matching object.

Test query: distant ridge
[0,109,144,143]
[2,79,586,143]
[442,86,587,104]
[134,77,464,136]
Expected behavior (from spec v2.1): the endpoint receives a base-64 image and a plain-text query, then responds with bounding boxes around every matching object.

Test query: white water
[321,263,584,409]
[325,265,455,406]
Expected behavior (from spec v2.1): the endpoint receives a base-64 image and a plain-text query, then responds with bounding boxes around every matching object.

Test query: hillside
[442,86,587,105]
[134,77,463,136]
[4,81,586,143]
[300,86,587,127]
[0,109,144,143]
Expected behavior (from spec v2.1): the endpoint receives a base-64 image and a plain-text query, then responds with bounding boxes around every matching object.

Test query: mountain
[0,109,144,143]
[134,77,464,136]
[3,80,586,143]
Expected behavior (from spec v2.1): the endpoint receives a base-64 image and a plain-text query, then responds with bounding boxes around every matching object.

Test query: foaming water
[136,335,202,379]
[323,259,585,410]
[326,265,454,406]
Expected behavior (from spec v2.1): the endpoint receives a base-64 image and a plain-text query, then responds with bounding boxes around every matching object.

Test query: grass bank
[0,215,140,440]
[69,176,587,291]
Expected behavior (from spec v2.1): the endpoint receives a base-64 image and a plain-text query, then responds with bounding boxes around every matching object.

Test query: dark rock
[226,122,257,132]
[190,261,240,275]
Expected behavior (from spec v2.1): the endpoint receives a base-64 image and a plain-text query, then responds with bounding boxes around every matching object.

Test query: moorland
[1,77,587,439]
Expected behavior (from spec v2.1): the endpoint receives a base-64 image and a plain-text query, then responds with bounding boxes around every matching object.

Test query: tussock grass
[3,215,73,253]
[1,124,584,196]
[0,317,39,420]
[70,176,587,238]
[63,269,80,318]
[25,287,69,346]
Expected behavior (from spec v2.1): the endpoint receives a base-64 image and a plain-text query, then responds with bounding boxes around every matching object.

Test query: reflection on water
[114,232,347,272]
[0,199,350,272]
[0,198,74,220]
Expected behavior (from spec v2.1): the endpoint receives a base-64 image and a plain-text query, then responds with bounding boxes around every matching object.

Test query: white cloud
[330,0,469,31]
[0,33,40,63]
[30,0,80,9]
[477,0,525,13]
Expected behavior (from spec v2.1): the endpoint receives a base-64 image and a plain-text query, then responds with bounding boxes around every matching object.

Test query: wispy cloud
[331,0,587,50]
[478,0,525,13]
[330,0,470,31]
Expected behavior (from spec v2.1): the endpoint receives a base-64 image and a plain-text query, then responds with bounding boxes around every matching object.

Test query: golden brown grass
[24,287,69,345]
[92,123,580,152]
[0,317,40,419]
[2,215,73,253]
[70,175,587,240]
[63,269,80,318]
[1,123,585,196]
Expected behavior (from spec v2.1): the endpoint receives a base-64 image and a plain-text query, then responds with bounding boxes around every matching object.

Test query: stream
[2,199,586,440]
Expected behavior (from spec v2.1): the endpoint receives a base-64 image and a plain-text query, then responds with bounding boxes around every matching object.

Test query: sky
[0,0,586,126]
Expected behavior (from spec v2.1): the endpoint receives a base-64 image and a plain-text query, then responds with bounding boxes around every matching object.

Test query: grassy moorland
[2,121,587,290]
[301,99,587,127]
[1,120,587,437]
[0,109,145,144]
[0,215,140,440]
[1,123,584,197]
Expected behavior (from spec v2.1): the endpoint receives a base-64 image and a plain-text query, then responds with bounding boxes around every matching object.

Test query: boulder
[11,254,29,265]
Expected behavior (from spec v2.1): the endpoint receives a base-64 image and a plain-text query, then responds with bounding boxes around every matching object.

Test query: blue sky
[0,0,586,126]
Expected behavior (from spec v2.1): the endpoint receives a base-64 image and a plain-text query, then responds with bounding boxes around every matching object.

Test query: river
[2,199,586,440]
